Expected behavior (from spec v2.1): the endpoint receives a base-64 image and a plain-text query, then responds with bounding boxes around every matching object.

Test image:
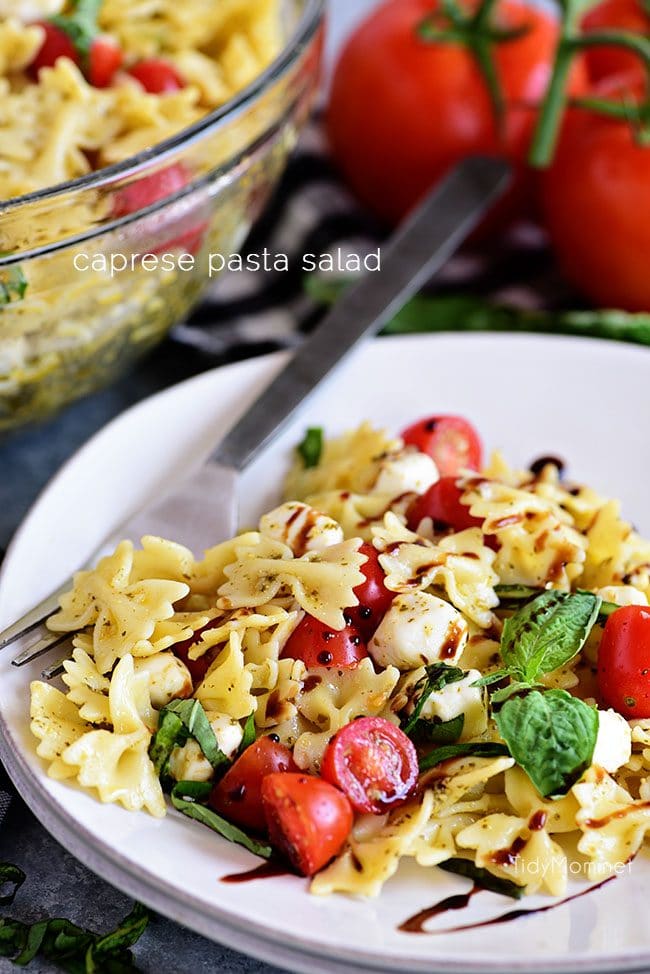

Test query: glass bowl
[0,0,324,434]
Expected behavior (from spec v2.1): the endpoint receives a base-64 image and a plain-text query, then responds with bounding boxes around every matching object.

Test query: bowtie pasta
[29,416,650,906]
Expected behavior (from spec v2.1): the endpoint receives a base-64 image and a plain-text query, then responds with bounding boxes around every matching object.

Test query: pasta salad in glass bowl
[0,0,324,433]
[29,411,650,904]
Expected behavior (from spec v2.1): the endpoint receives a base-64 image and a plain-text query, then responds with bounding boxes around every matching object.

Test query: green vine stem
[530,8,650,167]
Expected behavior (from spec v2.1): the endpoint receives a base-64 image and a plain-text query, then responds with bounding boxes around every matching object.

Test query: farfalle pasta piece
[30,681,91,781]
[62,641,111,724]
[311,791,436,897]
[293,659,400,773]
[131,535,196,583]
[189,532,262,598]
[59,655,165,817]
[456,813,567,895]
[505,767,580,833]
[574,767,650,878]
[581,500,632,589]
[0,18,44,73]
[303,490,406,543]
[186,605,298,663]
[248,658,306,729]
[412,794,510,869]
[423,755,515,816]
[462,479,587,589]
[284,422,402,500]
[374,514,499,628]
[195,630,255,720]
[47,540,189,674]
[218,537,366,630]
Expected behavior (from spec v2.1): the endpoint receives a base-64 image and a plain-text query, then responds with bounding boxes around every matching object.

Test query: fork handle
[210,157,510,472]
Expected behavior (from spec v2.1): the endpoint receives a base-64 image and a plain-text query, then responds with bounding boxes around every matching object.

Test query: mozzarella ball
[133,652,192,708]
[369,592,468,670]
[259,502,344,555]
[596,585,648,607]
[593,708,632,774]
[371,449,439,497]
[168,714,244,782]
[417,668,487,740]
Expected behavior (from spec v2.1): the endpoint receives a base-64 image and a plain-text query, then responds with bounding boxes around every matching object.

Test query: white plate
[2,334,650,974]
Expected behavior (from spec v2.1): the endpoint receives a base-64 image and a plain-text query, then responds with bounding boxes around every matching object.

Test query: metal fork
[1,157,510,673]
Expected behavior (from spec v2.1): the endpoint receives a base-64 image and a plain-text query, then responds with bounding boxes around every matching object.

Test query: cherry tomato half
[112,162,207,254]
[171,617,223,684]
[597,605,650,717]
[344,543,394,639]
[407,476,483,533]
[261,773,353,876]
[280,615,368,669]
[30,22,79,76]
[210,737,298,833]
[401,415,482,477]
[128,58,186,93]
[89,36,123,88]
[321,716,418,815]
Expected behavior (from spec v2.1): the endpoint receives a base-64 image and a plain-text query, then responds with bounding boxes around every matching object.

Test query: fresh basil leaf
[50,0,103,57]
[494,689,598,798]
[414,714,464,745]
[0,864,25,907]
[297,427,323,469]
[501,590,601,683]
[489,681,537,705]
[471,669,509,689]
[171,781,272,860]
[239,712,257,754]
[0,260,27,307]
[419,741,510,772]
[438,858,525,899]
[402,663,465,737]
[496,583,618,625]
[149,699,230,785]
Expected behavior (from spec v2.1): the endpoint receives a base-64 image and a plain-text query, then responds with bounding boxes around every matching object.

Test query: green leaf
[438,858,525,899]
[149,699,230,786]
[297,427,323,469]
[0,260,27,307]
[501,590,601,683]
[414,714,465,745]
[50,0,103,58]
[471,669,509,688]
[171,781,272,860]
[489,681,537,705]
[401,663,466,738]
[239,712,257,754]
[419,741,510,772]
[494,689,598,798]
[0,864,25,907]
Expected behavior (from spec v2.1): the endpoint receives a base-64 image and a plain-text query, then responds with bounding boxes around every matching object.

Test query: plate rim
[4,332,650,974]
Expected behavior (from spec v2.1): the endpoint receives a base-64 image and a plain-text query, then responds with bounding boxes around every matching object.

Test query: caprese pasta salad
[31,415,650,899]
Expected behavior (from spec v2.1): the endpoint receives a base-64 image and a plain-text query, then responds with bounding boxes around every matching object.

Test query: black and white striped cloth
[0,118,574,833]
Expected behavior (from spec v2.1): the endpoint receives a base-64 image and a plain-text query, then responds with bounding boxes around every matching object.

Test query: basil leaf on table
[419,741,510,772]
[0,864,25,907]
[401,663,465,738]
[494,689,598,798]
[297,427,323,469]
[438,859,525,899]
[149,699,230,784]
[500,590,601,683]
[171,781,272,860]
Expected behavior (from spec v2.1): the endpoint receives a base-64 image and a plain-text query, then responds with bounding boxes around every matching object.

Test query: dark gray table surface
[0,339,289,974]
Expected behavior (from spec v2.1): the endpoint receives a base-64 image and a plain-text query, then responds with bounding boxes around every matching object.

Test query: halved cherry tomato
[280,615,368,669]
[30,22,79,76]
[597,605,650,717]
[321,716,418,815]
[261,773,353,876]
[171,617,222,684]
[128,58,186,93]
[112,162,206,254]
[344,543,394,639]
[89,36,123,88]
[401,415,482,476]
[210,737,298,833]
[407,476,482,533]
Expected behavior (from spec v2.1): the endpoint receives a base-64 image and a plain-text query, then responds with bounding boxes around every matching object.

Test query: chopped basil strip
[419,741,510,772]
[438,858,525,899]
[149,698,230,785]
[401,663,465,738]
[297,427,324,469]
[0,260,27,307]
[239,712,257,754]
[495,689,598,798]
[413,713,464,745]
[501,590,601,684]
[0,864,25,907]
[0,901,148,970]
[171,781,272,860]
